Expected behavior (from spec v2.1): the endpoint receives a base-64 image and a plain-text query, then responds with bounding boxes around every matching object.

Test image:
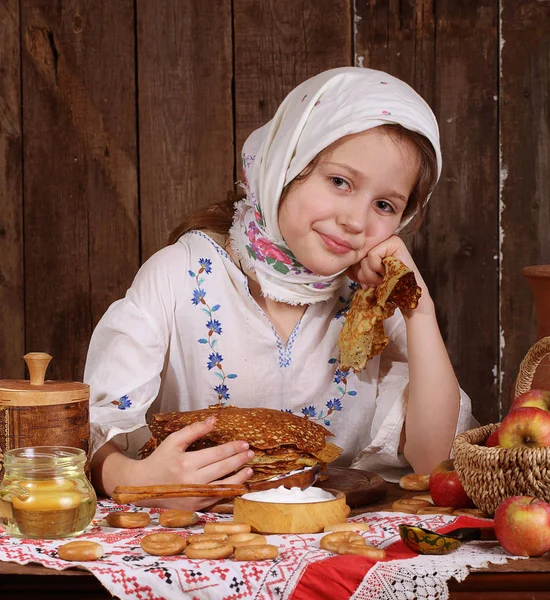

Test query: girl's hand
[346,235,433,315]
[346,235,415,288]
[130,417,254,510]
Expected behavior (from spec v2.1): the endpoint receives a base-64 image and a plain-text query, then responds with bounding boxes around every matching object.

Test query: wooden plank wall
[1,0,549,425]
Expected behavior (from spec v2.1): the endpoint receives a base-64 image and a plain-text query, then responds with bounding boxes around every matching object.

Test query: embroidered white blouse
[84,231,474,482]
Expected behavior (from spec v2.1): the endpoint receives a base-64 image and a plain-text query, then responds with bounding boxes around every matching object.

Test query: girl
[85,67,473,509]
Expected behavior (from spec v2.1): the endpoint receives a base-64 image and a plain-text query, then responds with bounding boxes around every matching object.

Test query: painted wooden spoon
[399,523,496,555]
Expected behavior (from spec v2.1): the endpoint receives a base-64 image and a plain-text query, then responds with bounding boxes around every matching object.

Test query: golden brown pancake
[338,257,421,372]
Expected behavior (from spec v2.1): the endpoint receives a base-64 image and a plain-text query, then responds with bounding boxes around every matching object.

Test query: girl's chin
[302,262,349,278]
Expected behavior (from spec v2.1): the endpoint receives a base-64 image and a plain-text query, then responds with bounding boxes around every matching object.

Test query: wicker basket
[453,336,550,515]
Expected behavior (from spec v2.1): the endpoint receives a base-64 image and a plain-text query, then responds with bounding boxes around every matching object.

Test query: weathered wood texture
[233,0,352,160]
[19,0,138,381]
[0,1,25,379]
[356,0,500,423]
[137,0,234,260]
[500,0,550,413]
[0,0,548,424]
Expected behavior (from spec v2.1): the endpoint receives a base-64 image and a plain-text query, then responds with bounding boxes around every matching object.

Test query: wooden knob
[24,352,53,386]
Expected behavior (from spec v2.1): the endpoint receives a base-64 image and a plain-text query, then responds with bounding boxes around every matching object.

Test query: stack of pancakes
[140,407,342,482]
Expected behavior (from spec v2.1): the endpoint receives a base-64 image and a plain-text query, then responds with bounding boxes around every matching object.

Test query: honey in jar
[0,446,97,538]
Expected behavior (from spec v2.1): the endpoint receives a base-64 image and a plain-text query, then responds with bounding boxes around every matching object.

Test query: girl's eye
[330,177,350,191]
[375,200,396,214]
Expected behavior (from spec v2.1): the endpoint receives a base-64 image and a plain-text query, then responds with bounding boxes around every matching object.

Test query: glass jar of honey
[0,446,97,539]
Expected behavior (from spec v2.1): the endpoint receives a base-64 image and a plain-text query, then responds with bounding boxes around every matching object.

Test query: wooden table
[2,485,550,600]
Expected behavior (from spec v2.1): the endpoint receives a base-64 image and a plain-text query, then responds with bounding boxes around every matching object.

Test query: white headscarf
[229,66,441,305]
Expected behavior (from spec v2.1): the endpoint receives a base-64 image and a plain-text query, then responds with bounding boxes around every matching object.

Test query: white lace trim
[351,541,526,600]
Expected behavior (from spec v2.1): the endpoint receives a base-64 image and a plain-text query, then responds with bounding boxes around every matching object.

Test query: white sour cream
[241,485,335,503]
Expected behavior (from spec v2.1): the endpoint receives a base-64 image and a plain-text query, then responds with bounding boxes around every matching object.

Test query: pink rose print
[255,238,293,265]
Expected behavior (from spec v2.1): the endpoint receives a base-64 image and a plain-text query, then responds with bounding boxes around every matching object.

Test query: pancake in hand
[140,406,342,482]
[338,256,421,373]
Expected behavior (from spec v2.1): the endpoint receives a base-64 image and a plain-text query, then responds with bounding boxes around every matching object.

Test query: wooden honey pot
[0,353,90,480]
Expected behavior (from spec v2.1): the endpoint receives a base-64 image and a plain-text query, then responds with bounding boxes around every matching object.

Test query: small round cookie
[227,533,267,547]
[106,511,151,529]
[58,541,104,562]
[159,509,199,528]
[411,493,434,504]
[452,508,490,518]
[234,544,279,561]
[140,532,187,556]
[187,533,229,545]
[184,539,233,560]
[323,522,370,533]
[320,531,365,553]
[203,521,251,535]
[399,474,430,491]
[391,499,431,514]
[416,506,455,515]
[337,542,386,560]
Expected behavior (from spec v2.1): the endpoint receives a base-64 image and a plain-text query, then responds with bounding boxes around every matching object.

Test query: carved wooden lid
[0,353,89,406]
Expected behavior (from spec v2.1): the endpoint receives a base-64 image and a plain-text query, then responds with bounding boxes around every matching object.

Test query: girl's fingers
[212,466,255,486]
[184,440,252,471]
[195,446,254,482]
[163,417,218,452]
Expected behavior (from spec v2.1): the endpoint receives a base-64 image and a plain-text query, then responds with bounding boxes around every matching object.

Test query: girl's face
[278,128,420,276]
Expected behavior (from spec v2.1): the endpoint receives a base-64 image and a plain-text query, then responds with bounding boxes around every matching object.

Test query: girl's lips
[318,232,353,254]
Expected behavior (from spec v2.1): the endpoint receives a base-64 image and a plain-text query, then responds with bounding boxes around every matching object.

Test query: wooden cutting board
[313,466,388,508]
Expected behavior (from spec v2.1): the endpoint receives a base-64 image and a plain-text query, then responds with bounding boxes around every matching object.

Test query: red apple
[485,428,500,447]
[499,407,550,448]
[494,496,550,556]
[429,459,474,509]
[510,389,550,414]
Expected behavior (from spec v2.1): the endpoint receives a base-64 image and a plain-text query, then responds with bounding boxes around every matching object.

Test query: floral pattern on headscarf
[229,66,442,305]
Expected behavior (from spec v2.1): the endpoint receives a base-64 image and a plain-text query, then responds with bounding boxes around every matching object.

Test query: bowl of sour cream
[233,485,349,534]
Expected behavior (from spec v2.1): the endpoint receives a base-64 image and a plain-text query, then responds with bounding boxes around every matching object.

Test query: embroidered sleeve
[84,246,179,457]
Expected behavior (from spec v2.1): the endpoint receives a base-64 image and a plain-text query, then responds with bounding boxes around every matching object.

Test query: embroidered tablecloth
[0,499,524,600]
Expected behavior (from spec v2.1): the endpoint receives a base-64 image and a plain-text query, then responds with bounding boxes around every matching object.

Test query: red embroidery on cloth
[211,564,231,580]
[181,567,211,584]
[95,567,156,599]
[0,499,496,600]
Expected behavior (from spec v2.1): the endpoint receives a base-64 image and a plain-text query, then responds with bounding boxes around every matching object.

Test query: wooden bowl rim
[235,487,344,506]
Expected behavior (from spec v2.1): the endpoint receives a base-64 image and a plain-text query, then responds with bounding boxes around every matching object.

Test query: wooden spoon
[112,467,319,505]
[399,523,496,555]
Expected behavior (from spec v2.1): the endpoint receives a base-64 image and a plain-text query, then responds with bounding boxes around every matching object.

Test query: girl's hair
[168,124,438,244]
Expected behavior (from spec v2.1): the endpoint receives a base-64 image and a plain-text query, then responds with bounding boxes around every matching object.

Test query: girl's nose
[336,200,368,233]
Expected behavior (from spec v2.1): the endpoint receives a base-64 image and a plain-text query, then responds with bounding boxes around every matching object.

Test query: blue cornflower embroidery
[111,394,132,410]
[206,319,222,335]
[333,369,347,384]
[335,281,358,320]
[214,384,230,400]
[290,288,358,426]
[199,258,212,274]
[190,258,237,405]
[207,352,223,370]
[327,398,343,411]
[309,360,356,425]
[192,288,206,305]
[302,406,317,418]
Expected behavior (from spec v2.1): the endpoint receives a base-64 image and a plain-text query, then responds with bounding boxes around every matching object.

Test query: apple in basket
[429,459,475,509]
[484,428,500,447]
[498,407,550,448]
[509,389,550,414]
[494,496,550,557]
